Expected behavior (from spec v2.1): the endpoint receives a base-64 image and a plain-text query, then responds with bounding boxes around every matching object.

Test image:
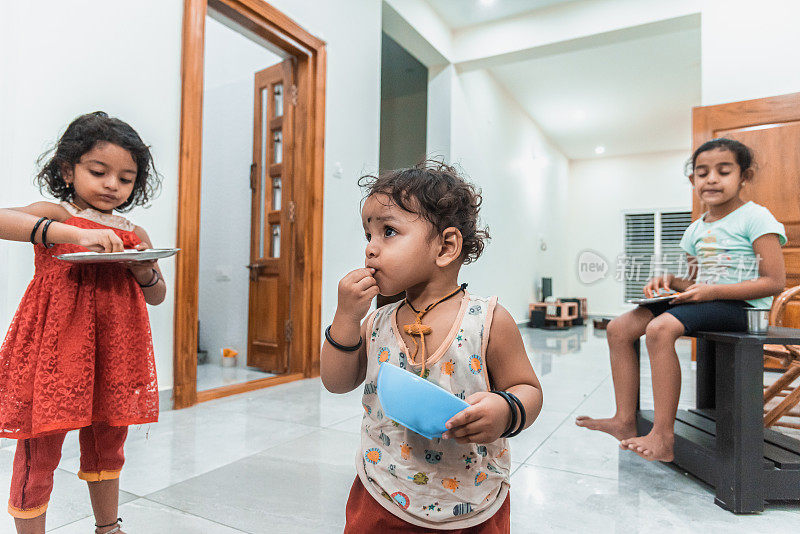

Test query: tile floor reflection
[1,324,798,532]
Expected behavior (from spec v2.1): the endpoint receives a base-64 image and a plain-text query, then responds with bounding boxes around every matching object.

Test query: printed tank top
[356,292,510,529]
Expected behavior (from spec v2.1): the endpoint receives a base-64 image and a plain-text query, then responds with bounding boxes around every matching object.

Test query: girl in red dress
[0,112,164,534]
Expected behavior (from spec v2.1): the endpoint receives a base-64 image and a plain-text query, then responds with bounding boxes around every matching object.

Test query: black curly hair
[358,159,490,264]
[685,137,756,178]
[35,111,161,212]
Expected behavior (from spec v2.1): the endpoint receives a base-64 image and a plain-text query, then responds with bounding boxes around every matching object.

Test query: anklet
[95,517,122,533]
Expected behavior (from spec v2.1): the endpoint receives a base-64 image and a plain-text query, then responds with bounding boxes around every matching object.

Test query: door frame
[174,0,326,408]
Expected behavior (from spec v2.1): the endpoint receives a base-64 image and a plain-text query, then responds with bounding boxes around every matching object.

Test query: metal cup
[746,307,770,334]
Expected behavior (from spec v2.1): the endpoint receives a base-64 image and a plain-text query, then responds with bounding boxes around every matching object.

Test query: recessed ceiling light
[573,110,586,121]
[479,0,496,6]
[594,146,606,155]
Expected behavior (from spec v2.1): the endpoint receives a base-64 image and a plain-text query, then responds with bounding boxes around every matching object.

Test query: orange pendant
[404,323,432,336]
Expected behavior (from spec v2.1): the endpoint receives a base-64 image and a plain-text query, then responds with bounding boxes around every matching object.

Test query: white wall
[251,0,382,333]
[564,151,692,317]
[701,0,800,105]
[450,70,570,322]
[198,17,282,367]
[0,0,183,391]
[1,0,383,394]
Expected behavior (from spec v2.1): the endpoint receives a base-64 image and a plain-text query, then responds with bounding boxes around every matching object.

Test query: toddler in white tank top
[321,160,544,531]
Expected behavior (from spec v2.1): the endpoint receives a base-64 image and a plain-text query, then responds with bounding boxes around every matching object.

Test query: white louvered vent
[624,213,655,301]
[623,211,692,301]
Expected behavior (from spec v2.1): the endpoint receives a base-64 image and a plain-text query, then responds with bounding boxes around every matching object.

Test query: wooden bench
[529,301,578,328]
[634,326,800,514]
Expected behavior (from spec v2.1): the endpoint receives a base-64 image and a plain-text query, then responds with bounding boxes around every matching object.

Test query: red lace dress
[0,207,159,439]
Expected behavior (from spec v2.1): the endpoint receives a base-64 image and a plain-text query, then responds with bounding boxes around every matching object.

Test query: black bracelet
[41,219,55,248]
[30,217,47,244]
[491,390,517,438]
[325,325,362,352]
[138,269,160,288]
[504,391,526,437]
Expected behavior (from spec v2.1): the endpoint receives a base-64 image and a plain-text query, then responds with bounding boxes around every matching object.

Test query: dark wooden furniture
[529,301,578,328]
[636,327,800,514]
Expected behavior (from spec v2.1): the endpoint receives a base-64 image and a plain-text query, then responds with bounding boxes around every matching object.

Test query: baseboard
[159,388,174,412]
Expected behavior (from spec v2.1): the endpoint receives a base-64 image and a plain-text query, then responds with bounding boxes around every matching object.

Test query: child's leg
[576,306,653,440]
[621,312,684,461]
[78,422,128,534]
[8,432,67,534]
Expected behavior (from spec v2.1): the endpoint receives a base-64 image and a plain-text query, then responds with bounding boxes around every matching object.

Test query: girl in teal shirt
[576,138,786,463]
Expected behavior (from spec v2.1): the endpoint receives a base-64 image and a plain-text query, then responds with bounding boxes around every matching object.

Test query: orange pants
[8,422,127,519]
[344,477,510,533]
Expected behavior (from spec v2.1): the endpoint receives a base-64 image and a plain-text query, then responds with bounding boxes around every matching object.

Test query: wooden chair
[763,285,800,428]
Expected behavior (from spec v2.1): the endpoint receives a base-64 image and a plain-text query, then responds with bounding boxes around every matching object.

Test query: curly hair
[358,159,489,264]
[35,111,161,212]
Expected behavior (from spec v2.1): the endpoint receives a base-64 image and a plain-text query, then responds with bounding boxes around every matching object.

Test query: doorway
[379,33,428,170]
[376,32,428,308]
[174,0,326,409]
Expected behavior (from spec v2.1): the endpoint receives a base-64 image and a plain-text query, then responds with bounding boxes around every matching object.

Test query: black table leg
[714,340,764,513]
[634,338,640,411]
[696,338,715,410]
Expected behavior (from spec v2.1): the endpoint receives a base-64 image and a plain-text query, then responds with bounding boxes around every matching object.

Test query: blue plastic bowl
[377,363,469,439]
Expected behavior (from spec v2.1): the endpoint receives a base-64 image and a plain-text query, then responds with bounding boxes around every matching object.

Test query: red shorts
[344,477,510,533]
[7,422,127,518]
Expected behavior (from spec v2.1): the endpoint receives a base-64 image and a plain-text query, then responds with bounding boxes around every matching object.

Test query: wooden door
[692,92,800,326]
[247,59,296,373]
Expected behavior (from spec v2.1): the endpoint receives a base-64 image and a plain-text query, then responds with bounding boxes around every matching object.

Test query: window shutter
[624,213,655,301]
[659,211,693,278]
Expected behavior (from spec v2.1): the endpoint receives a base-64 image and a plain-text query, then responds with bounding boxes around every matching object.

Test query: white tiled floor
[1,324,798,532]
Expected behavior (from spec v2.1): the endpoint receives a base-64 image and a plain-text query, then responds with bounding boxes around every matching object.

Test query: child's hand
[442,391,511,444]
[670,283,717,303]
[77,228,125,253]
[119,244,157,279]
[643,273,674,298]
[336,268,378,322]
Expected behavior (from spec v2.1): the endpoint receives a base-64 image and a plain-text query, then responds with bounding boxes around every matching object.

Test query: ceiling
[487,26,701,159]
[426,0,581,30]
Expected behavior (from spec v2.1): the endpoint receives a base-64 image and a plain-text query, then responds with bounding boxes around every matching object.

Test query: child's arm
[0,203,124,251]
[320,268,378,394]
[130,226,167,306]
[443,304,543,444]
[672,234,785,303]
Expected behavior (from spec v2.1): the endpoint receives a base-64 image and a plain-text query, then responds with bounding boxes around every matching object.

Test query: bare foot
[619,432,674,462]
[575,416,637,441]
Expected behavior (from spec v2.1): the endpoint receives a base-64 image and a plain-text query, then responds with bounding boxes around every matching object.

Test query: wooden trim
[175,0,326,409]
[692,92,800,137]
[173,0,207,409]
[218,0,325,50]
[196,373,305,403]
